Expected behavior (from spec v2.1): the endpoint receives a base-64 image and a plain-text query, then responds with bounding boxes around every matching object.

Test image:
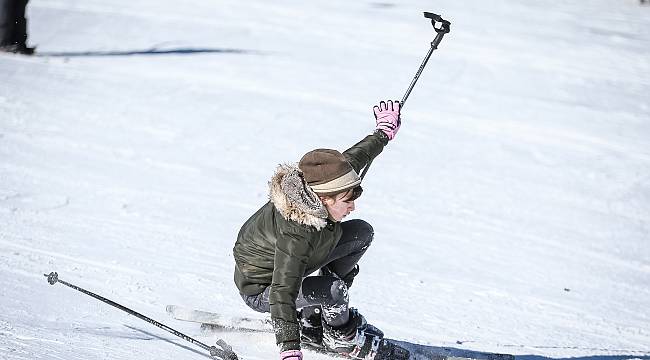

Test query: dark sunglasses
[344,185,363,202]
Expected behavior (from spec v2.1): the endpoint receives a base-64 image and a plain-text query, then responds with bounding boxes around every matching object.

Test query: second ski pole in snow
[44,271,238,360]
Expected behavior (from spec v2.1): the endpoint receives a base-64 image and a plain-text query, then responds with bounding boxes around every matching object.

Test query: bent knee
[349,219,374,247]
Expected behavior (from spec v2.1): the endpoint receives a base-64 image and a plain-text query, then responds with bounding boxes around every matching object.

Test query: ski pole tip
[44,271,59,285]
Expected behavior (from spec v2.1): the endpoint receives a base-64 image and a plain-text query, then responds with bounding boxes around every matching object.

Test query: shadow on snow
[124,325,213,359]
[516,355,650,360]
[392,340,649,360]
[393,340,511,360]
[35,46,259,57]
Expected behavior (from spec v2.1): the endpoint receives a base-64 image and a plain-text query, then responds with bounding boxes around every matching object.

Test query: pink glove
[374,100,401,141]
[280,350,303,360]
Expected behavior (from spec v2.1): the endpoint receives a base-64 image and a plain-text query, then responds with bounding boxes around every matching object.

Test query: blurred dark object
[0,0,34,55]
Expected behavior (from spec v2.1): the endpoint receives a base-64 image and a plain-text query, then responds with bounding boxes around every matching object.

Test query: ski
[166,304,272,332]
[167,305,408,359]
[166,305,513,360]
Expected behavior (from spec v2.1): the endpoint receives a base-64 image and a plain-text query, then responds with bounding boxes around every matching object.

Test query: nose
[349,201,355,212]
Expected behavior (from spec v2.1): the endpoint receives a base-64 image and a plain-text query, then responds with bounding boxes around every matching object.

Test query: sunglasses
[343,186,363,202]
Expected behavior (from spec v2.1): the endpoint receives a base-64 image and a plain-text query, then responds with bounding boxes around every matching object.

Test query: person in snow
[0,0,34,54]
[232,100,401,360]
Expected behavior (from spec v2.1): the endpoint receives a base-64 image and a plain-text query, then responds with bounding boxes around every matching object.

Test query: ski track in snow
[1,0,650,359]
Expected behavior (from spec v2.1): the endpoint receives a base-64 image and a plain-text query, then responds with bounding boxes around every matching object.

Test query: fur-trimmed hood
[269,163,329,230]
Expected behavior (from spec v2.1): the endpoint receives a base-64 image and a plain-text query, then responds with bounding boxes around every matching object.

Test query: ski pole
[360,12,450,180]
[400,12,451,108]
[44,272,238,360]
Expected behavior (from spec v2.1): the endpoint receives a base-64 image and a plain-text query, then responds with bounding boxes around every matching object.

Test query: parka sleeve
[269,227,312,350]
[342,131,389,174]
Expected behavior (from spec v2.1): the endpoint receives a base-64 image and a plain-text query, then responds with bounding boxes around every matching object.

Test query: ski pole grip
[45,272,59,285]
[424,12,451,34]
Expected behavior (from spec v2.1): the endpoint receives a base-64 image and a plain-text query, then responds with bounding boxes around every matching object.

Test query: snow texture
[1,0,649,360]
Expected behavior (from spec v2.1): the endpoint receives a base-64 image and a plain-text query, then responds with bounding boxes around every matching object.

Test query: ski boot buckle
[349,327,382,360]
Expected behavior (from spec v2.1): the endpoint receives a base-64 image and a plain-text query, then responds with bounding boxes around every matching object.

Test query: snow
[1,0,649,359]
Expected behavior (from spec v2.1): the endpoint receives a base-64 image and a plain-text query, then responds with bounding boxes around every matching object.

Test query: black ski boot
[322,308,408,360]
[299,306,324,348]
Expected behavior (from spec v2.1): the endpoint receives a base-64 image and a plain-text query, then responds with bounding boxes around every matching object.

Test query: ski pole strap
[360,160,372,180]
[44,272,238,360]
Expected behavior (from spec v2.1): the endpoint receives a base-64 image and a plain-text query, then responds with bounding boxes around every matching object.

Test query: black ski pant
[240,219,374,328]
[0,0,29,46]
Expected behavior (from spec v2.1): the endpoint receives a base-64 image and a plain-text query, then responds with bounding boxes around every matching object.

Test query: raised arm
[343,100,401,174]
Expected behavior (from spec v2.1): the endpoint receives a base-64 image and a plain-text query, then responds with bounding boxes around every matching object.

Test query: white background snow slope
[1,0,649,359]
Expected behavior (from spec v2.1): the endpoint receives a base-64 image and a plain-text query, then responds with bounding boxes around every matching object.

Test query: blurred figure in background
[0,0,34,55]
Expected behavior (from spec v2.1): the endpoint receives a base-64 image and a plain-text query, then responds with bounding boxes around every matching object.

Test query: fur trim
[269,163,329,230]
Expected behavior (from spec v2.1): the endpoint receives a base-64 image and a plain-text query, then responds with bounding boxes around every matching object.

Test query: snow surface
[1,0,650,359]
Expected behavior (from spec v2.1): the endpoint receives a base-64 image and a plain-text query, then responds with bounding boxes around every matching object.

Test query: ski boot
[322,308,409,360]
[299,306,324,349]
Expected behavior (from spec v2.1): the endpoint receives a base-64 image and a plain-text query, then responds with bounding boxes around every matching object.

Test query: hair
[318,191,348,200]
[318,186,362,202]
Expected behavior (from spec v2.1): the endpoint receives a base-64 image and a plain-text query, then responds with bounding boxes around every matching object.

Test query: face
[321,189,356,222]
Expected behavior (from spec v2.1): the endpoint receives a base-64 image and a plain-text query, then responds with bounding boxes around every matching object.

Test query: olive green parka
[233,132,388,349]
